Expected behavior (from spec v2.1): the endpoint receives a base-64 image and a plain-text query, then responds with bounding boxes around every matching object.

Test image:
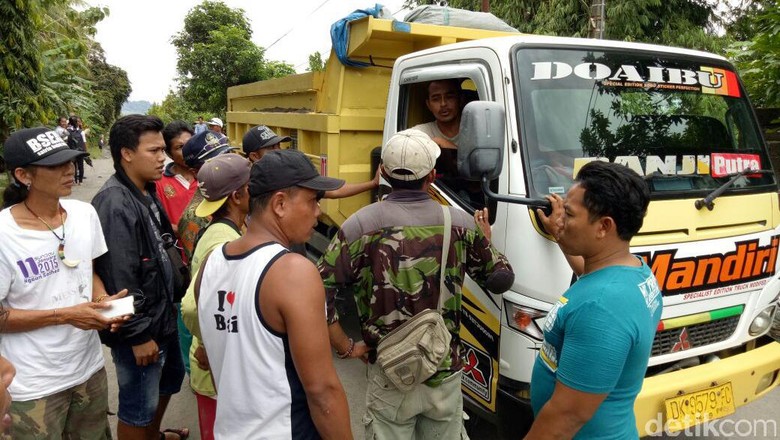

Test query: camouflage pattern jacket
[318,190,514,384]
[177,189,210,263]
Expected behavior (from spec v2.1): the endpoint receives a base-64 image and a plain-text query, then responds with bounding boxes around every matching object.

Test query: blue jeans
[111,338,185,427]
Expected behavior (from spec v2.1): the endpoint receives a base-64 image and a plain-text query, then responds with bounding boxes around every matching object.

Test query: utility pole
[589,0,606,39]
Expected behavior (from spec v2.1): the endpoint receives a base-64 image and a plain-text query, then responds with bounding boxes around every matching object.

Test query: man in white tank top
[196,149,353,439]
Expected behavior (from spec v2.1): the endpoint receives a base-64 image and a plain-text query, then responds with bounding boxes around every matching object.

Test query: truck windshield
[514,47,774,198]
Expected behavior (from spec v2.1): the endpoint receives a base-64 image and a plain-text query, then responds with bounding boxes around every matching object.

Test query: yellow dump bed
[226,16,515,226]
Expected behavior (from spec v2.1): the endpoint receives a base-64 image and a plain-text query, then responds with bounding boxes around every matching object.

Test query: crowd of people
[0,80,662,440]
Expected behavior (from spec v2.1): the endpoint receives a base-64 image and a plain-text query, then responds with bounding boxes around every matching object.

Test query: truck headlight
[748,304,777,336]
[504,301,545,341]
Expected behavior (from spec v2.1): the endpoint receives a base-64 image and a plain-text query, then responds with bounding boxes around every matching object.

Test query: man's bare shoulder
[259,250,325,333]
[263,252,323,296]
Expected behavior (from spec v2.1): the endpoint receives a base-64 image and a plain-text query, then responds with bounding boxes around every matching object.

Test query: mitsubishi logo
[463,349,487,387]
[671,327,692,353]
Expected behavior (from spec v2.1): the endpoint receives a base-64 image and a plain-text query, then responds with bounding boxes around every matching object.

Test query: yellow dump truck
[226,17,513,237]
[228,14,780,438]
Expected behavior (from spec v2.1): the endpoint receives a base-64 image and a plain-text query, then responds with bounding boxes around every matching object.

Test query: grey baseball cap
[195,153,252,217]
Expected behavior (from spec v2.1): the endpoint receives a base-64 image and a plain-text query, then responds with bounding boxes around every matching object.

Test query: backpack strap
[437,205,452,312]
[193,250,215,306]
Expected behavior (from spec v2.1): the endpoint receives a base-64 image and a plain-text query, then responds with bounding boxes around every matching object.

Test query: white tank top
[198,242,319,439]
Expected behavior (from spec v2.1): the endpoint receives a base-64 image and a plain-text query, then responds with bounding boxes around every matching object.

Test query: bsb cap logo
[27,130,67,156]
[258,128,275,141]
[3,126,87,170]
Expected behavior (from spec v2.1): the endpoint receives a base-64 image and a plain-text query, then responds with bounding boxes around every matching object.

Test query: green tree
[37,4,130,144]
[38,4,101,119]
[172,0,294,115]
[727,2,780,108]
[147,91,200,126]
[0,1,130,157]
[88,47,132,134]
[307,51,326,72]
[0,0,49,141]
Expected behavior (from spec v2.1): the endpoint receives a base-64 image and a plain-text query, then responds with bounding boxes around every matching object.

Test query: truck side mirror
[457,101,506,181]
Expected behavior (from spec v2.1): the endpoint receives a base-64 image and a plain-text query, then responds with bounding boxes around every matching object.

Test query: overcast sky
[87,1,411,103]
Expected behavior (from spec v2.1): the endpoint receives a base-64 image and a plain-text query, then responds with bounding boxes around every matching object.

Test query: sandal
[160,428,190,440]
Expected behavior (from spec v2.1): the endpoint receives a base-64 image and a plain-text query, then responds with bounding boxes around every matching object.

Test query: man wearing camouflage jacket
[318,129,514,440]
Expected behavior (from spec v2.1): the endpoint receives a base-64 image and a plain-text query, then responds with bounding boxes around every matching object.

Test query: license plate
[664,382,736,432]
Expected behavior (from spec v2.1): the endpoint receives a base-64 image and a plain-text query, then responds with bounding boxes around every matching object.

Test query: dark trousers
[75,157,84,183]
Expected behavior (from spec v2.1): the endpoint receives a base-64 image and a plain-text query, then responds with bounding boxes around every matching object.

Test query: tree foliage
[307,52,326,72]
[0,0,49,139]
[726,1,780,108]
[147,91,200,126]
[0,0,130,149]
[89,48,132,133]
[172,0,294,115]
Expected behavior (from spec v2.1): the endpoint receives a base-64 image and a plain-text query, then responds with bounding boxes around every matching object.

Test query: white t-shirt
[0,199,108,401]
[413,121,460,145]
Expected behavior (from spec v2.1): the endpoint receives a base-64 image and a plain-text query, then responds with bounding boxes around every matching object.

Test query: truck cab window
[401,78,493,213]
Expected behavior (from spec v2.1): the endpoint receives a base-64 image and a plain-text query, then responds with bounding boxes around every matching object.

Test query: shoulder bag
[375,205,454,392]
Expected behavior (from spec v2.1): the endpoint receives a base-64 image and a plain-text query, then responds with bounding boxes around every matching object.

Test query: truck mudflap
[636,340,780,436]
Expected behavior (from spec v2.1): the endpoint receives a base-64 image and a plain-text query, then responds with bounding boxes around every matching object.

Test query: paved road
[71,155,779,439]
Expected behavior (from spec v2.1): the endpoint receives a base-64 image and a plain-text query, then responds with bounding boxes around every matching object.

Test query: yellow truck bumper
[635,341,780,436]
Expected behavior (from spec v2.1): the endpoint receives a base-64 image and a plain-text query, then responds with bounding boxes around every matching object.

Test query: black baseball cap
[242,125,292,153]
[249,149,344,196]
[3,127,88,170]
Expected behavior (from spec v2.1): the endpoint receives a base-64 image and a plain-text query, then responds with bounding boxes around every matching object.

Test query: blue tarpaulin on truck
[330,3,392,67]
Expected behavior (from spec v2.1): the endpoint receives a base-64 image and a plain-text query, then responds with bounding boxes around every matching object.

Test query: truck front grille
[651,315,741,356]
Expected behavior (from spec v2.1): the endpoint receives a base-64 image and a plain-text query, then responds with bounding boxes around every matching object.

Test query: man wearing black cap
[196,149,353,439]
[242,125,379,199]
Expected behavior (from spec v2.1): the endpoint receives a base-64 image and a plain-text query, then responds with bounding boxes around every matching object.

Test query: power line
[265,0,333,51]
[285,4,411,71]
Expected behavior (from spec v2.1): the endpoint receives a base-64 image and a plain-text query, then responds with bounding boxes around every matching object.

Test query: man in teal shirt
[528,161,663,439]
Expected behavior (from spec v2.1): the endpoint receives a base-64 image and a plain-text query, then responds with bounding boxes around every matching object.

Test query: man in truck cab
[413,79,462,150]
[413,79,463,179]
[412,79,488,210]
[319,129,514,439]
[526,161,662,439]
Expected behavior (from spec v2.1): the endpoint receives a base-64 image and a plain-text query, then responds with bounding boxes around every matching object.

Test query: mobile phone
[99,296,135,318]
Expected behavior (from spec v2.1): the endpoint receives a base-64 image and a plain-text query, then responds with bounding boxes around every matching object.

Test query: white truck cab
[384,35,780,437]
